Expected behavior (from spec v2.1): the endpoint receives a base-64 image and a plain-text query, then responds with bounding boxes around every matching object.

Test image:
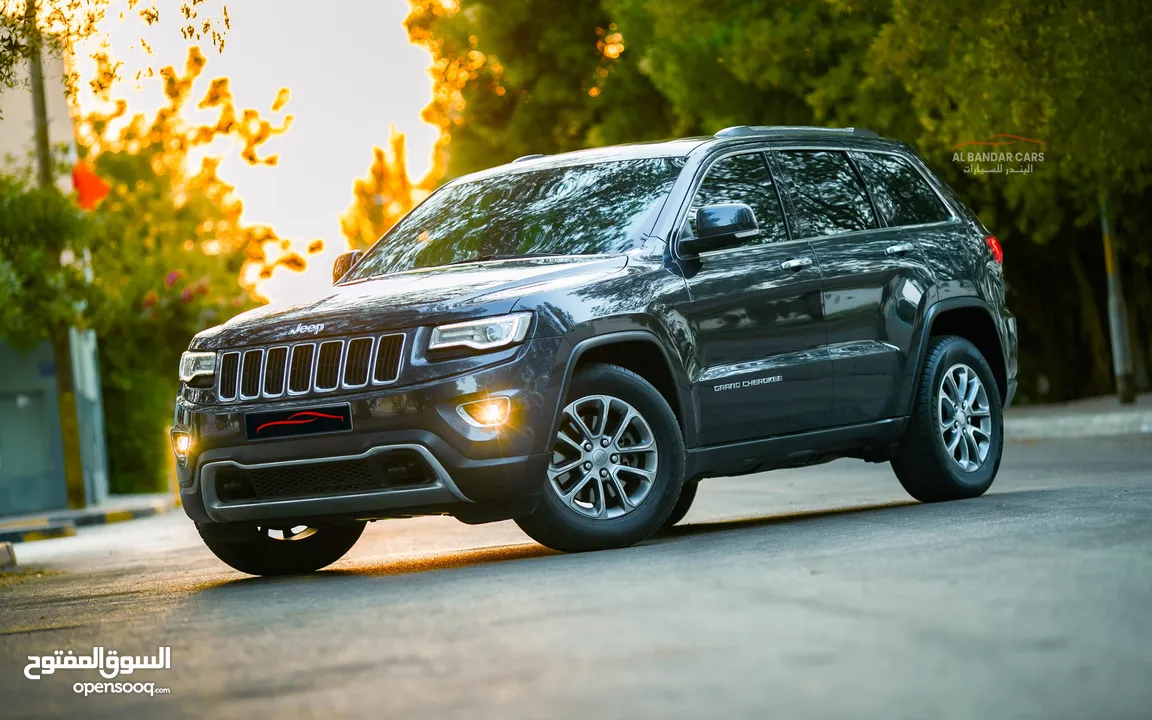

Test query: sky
[73,0,440,300]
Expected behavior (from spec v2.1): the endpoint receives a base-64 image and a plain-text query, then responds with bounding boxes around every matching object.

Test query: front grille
[218,353,240,401]
[217,332,404,402]
[214,449,435,501]
[240,350,262,398]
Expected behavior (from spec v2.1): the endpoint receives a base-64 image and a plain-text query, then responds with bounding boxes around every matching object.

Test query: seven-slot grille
[217,333,404,402]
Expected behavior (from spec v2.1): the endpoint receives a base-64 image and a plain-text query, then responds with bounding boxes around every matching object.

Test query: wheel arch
[549,331,696,449]
[901,298,1008,413]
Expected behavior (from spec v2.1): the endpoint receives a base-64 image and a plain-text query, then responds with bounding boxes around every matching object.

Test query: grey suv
[174,125,1018,575]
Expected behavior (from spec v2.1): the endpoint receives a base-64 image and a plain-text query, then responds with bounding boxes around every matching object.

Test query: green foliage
[407,0,675,177]
[0,174,93,349]
[409,0,1152,401]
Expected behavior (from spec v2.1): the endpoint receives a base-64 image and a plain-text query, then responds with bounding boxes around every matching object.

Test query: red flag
[72,161,110,210]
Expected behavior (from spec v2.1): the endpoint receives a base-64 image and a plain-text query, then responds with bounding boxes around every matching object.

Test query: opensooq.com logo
[24,646,173,697]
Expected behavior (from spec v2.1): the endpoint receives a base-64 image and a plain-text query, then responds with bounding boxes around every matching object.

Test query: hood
[191,254,627,349]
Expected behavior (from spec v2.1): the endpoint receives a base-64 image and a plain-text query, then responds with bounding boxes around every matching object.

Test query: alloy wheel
[547,394,659,520]
[937,363,993,472]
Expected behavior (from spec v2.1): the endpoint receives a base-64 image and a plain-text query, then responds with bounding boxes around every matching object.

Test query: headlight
[179,351,217,383]
[428,313,532,352]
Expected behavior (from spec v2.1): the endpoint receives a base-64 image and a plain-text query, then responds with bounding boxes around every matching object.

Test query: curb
[1,541,16,570]
[0,522,77,545]
[1005,410,1152,440]
[0,497,179,544]
[68,498,177,528]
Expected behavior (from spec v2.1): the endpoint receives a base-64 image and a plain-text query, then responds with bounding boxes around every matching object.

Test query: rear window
[775,150,877,238]
[853,152,952,227]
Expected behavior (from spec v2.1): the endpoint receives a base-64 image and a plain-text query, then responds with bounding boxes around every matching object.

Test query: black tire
[660,480,698,531]
[197,521,366,576]
[891,335,1004,502]
[515,363,685,552]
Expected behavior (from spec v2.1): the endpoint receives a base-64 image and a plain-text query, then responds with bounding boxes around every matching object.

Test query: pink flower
[166,270,182,288]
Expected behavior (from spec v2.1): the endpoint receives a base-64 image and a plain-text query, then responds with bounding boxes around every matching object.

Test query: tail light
[985,236,1003,264]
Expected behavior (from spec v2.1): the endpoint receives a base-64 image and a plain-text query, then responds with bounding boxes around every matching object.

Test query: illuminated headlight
[428,313,531,352]
[178,351,216,383]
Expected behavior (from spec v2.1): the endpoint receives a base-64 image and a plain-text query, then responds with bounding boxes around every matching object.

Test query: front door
[770,147,937,426]
[675,150,831,446]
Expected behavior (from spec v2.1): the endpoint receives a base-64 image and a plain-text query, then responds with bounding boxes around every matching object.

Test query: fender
[898,295,1004,415]
[544,330,699,454]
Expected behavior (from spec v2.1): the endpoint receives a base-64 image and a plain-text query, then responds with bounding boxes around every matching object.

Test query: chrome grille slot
[315,341,343,391]
[263,347,288,396]
[373,334,403,384]
[288,344,315,394]
[240,350,263,399]
[218,352,240,400]
[217,332,404,401]
[343,338,373,387]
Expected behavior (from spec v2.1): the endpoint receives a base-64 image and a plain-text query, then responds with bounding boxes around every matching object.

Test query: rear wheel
[891,335,1004,502]
[197,521,366,576]
[515,363,685,552]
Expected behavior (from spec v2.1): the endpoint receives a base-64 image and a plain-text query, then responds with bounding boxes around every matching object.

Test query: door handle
[780,257,813,271]
[885,243,915,256]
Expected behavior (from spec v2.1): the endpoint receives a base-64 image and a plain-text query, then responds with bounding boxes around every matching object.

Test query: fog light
[457,397,511,428]
[171,431,192,463]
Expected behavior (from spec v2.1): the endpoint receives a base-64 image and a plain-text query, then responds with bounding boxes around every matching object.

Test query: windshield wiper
[441,253,558,267]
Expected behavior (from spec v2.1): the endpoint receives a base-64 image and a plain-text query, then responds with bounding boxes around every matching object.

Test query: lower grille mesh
[214,450,436,502]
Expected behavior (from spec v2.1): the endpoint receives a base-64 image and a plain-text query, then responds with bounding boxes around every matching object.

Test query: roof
[454,126,903,185]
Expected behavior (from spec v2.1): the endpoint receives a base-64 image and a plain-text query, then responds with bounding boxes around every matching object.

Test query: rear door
[674,149,831,445]
[769,146,936,426]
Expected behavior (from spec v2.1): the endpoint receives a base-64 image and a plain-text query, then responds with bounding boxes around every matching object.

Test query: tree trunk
[50,324,87,509]
[1068,251,1112,395]
[1098,187,1136,403]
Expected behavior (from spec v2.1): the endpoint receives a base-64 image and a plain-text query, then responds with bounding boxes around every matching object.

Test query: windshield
[344,157,683,280]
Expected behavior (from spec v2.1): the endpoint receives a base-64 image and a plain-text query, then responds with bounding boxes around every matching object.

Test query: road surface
[2,436,1151,719]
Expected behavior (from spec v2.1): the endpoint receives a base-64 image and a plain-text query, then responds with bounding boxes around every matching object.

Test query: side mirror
[678,203,760,257]
[332,250,363,284]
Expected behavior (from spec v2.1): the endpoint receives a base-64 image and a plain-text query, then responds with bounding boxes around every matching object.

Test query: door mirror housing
[678,203,760,257]
[332,250,363,284]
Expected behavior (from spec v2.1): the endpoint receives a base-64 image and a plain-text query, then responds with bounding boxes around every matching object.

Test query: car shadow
[192,487,1074,593]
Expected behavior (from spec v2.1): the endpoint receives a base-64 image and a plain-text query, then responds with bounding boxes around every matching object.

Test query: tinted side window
[775,150,876,237]
[684,152,787,246]
[853,152,951,227]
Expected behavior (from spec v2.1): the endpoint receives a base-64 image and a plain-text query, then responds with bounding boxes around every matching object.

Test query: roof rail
[714,125,879,139]
[512,153,548,163]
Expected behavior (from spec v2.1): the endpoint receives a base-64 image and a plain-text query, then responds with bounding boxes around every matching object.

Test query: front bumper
[176,337,563,526]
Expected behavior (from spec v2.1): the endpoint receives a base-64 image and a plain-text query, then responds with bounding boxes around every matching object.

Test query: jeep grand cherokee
[173,125,1018,575]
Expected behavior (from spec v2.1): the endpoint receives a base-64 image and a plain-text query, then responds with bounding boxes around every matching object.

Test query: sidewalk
[0,493,179,545]
[1006,392,1152,440]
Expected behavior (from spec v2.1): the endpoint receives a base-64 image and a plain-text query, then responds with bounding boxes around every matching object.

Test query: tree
[340,125,424,250]
[0,0,229,100]
[407,0,1152,403]
[869,0,1152,401]
[405,0,674,179]
[74,46,308,491]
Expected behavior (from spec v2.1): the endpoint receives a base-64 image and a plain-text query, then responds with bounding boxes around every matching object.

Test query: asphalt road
[2,436,1150,719]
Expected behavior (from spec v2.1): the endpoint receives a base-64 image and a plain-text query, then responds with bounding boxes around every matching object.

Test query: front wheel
[891,335,1004,502]
[660,480,698,532]
[197,521,366,576]
[515,363,685,552]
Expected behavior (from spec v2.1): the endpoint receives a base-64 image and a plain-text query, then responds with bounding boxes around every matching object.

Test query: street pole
[1100,188,1136,404]
[25,0,88,508]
